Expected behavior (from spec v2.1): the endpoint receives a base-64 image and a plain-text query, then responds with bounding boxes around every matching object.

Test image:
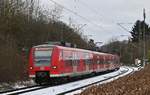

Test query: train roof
[33,44,117,57]
[33,44,56,48]
[56,45,115,56]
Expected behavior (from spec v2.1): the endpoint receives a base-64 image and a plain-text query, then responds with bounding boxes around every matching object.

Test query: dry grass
[80,65,150,95]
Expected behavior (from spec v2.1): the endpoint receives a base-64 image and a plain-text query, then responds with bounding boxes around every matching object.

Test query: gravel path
[80,65,150,95]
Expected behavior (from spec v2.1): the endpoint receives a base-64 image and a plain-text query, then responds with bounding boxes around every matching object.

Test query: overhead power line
[48,0,104,30]
[117,23,133,32]
[79,0,128,33]
[79,0,103,21]
[79,0,119,25]
[117,23,130,32]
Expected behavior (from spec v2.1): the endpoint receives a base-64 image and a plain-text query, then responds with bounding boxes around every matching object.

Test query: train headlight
[30,66,33,70]
[52,66,57,69]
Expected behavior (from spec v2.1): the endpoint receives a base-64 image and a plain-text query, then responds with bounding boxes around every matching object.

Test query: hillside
[0,0,87,82]
[80,65,150,95]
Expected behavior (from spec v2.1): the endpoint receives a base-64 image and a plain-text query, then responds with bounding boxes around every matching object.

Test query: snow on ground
[20,66,137,95]
[13,80,35,89]
[0,80,36,92]
[67,66,137,95]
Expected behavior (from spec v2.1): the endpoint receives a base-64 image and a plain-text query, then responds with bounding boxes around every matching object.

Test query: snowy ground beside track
[19,66,138,95]
[67,66,139,95]
[0,80,36,92]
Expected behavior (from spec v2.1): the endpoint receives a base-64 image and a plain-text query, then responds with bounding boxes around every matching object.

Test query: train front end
[28,45,55,84]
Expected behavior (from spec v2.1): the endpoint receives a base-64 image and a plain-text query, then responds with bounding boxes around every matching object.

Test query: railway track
[0,66,135,95]
[0,85,48,95]
[58,68,134,95]
[61,66,134,95]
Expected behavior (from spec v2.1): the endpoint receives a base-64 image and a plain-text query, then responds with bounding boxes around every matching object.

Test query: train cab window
[34,48,52,66]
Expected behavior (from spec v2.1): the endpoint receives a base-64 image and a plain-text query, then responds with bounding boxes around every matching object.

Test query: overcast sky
[41,0,150,44]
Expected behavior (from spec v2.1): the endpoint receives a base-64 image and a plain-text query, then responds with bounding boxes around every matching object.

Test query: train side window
[63,50,73,66]
[103,56,106,64]
[99,56,102,64]
[97,56,100,64]
[72,51,79,66]
[97,60,100,64]
[84,52,91,64]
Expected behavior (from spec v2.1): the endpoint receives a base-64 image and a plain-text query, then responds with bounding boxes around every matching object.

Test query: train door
[110,56,114,70]
[105,56,109,70]
[92,54,98,72]
[96,55,101,72]
[72,51,78,74]
[103,55,106,71]
[62,50,73,74]
[108,55,113,70]
[88,53,94,72]
[99,55,104,71]
[84,52,89,72]
[82,52,90,73]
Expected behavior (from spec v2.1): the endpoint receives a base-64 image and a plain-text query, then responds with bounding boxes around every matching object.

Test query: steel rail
[0,85,39,94]
[57,67,134,95]
[6,85,50,95]
[0,85,45,95]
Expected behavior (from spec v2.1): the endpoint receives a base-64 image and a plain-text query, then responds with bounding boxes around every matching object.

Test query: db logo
[40,67,45,70]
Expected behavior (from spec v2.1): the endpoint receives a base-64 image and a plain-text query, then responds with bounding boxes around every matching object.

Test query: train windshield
[34,48,52,66]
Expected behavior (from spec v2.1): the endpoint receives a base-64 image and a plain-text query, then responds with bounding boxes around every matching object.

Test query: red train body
[28,44,120,84]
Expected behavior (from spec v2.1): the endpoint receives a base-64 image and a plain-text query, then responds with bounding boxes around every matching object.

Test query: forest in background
[0,0,88,82]
[101,20,150,65]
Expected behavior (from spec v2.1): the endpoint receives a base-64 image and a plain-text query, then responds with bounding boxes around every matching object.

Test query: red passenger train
[28,43,120,84]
